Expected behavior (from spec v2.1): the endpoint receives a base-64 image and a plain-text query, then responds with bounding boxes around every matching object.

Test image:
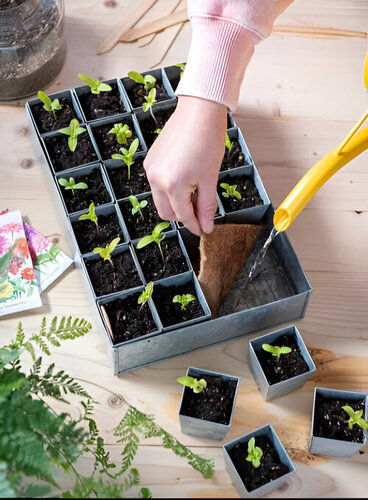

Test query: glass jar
[0,0,66,100]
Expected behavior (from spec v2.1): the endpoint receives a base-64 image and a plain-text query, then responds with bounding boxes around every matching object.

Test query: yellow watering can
[273,50,368,232]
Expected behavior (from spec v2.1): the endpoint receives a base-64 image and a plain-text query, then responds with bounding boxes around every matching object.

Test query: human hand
[143,96,227,237]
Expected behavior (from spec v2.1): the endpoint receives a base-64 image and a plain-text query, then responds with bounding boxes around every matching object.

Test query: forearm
[177,0,294,111]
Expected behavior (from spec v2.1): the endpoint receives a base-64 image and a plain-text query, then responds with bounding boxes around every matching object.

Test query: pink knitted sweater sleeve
[176,0,294,111]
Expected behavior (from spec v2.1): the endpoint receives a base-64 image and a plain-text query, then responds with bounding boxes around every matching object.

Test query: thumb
[195,182,218,234]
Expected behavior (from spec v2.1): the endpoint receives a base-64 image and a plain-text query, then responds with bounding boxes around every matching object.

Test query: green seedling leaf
[136,221,170,264]
[142,88,157,123]
[111,138,139,180]
[108,123,132,145]
[246,437,263,468]
[37,90,62,119]
[58,177,88,196]
[78,73,112,94]
[137,282,154,315]
[129,195,148,220]
[78,202,98,229]
[262,344,292,358]
[220,183,242,200]
[172,294,196,311]
[128,71,156,91]
[175,63,186,78]
[92,237,120,265]
[154,128,162,135]
[59,119,86,152]
[225,132,234,153]
[177,375,207,394]
[342,405,368,430]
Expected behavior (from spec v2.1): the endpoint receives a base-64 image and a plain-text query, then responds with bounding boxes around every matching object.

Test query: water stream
[245,226,280,287]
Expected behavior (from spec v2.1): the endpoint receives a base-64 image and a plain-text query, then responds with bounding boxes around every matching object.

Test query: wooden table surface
[1,0,368,497]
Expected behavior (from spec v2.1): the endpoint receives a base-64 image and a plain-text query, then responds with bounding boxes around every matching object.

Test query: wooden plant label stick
[138,0,183,48]
[101,305,115,341]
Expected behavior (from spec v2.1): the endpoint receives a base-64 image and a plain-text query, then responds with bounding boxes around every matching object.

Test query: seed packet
[0,210,42,316]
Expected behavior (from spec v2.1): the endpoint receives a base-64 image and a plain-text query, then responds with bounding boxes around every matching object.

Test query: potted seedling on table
[249,326,316,400]
[126,70,170,108]
[111,138,139,181]
[84,237,141,297]
[72,202,123,255]
[223,424,296,498]
[310,387,368,458]
[58,177,88,196]
[77,73,126,119]
[178,366,239,440]
[217,174,264,215]
[32,90,78,133]
[138,102,177,148]
[91,118,140,160]
[220,130,247,171]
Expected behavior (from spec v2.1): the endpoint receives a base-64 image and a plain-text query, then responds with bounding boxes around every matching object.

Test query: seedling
[92,237,120,266]
[220,183,241,200]
[59,119,86,152]
[37,90,62,119]
[136,222,170,264]
[246,437,263,468]
[127,71,156,91]
[154,128,162,135]
[143,88,157,123]
[58,177,88,196]
[172,294,196,311]
[111,138,139,180]
[262,344,292,358]
[78,73,112,94]
[225,132,234,154]
[175,63,186,78]
[108,123,132,145]
[137,281,153,315]
[129,195,148,221]
[177,375,207,394]
[342,405,368,430]
[78,202,99,232]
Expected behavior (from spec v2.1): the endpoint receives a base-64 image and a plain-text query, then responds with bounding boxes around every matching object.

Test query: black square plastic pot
[134,100,177,149]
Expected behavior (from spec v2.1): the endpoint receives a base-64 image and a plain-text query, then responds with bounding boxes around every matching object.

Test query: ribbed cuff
[176,16,257,111]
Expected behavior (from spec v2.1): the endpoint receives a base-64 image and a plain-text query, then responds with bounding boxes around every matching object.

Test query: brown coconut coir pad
[198,223,263,315]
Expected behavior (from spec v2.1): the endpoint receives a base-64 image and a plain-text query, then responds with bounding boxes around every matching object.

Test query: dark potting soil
[218,175,263,213]
[60,168,110,213]
[139,105,176,148]
[72,214,123,254]
[153,282,204,328]
[85,251,141,296]
[78,83,126,120]
[313,395,365,443]
[256,334,309,385]
[92,121,140,160]
[103,293,157,345]
[108,156,150,199]
[227,113,233,129]
[128,81,169,108]
[180,373,237,425]
[32,97,77,134]
[136,237,188,282]
[45,133,97,172]
[228,435,290,492]
[220,141,247,171]
[119,195,170,240]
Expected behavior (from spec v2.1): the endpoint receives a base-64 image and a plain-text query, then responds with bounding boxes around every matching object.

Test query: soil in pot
[181,373,237,425]
[256,333,309,385]
[139,105,176,148]
[313,395,365,443]
[32,97,77,134]
[72,213,123,254]
[220,140,247,171]
[136,236,188,282]
[127,80,169,108]
[45,133,97,172]
[228,435,290,492]
[218,175,263,213]
[107,157,150,199]
[153,281,204,327]
[78,83,126,121]
[86,251,141,296]
[92,120,140,160]
[103,292,158,345]
[60,168,110,213]
[119,195,169,240]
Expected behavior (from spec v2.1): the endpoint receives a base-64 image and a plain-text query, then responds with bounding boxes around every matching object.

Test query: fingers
[195,181,218,234]
[169,190,202,237]
[150,189,176,221]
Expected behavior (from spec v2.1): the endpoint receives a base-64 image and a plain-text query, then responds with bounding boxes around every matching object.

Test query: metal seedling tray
[26,66,312,374]
[249,325,316,401]
[179,366,240,440]
[309,387,368,458]
[223,424,296,498]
